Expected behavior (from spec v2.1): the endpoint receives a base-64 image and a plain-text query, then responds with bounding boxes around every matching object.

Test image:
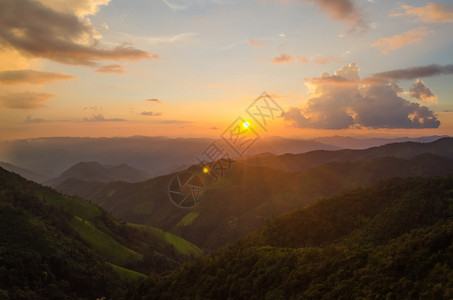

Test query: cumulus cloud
[372,27,433,54]
[141,111,162,116]
[284,63,440,129]
[270,54,308,64]
[400,3,453,23]
[0,70,76,84]
[0,0,154,66]
[1,92,55,109]
[95,64,125,74]
[409,79,438,103]
[83,114,126,122]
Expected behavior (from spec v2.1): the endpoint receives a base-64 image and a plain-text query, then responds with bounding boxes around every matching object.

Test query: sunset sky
[0,0,452,140]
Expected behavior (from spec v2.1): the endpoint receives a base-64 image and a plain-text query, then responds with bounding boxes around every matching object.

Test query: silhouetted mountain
[0,161,49,183]
[0,167,201,298]
[242,137,453,173]
[133,176,453,299]
[0,136,337,179]
[313,135,449,149]
[46,161,151,187]
[55,145,453,250]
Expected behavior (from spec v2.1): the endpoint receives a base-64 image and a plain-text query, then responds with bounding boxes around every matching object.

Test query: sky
[0,0,453,140]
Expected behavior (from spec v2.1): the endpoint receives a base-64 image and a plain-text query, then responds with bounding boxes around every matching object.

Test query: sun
[243,121,250,128]
[202,166,210,174]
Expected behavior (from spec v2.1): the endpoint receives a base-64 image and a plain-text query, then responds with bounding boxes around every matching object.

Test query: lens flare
[243,121,250,128]
[202,166,210,174]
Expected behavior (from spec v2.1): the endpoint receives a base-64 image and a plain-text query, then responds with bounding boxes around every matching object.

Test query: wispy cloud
[270,54,308,64]
[141,111,162,116]
[25,115,48,123]
[277,0,368,33]
[160,120,192,124]
[397,3,453,23]
[162,0,229,11]
[313,55,345,64]
[249,39,265,48]
[146,98,162,103]
[0,70,76,85]
[95,64,126,74]
[370,64,453,81]
[83,114,126,122]
[1,92,55,109]
[372,27,433,54]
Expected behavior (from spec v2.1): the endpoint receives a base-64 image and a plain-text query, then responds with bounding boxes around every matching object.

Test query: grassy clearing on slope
[41,192,101,220]
[107,263,147,281]
[70,216,142,267]
[177,211,199,226]
[130,223,202,256]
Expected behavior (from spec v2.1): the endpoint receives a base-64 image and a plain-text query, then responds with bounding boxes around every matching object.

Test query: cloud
[83,114,126,122]
[370,64,453,81]
[0,70,76,84]
[1,92,55,109]
[141,111,162,116]
[278,0,367,32]
[95,64,125,74]
[270,54,308,64]
[36,0,111,18]
[400,3,453,23]
[0,0,154,66]
[284,63,440,129]
[162,0,228,11]
[372,27,433,54]
[248,39,265,48]
[160,120,192,124]
[25,115,48,123]
[146,98,162,103]
[409,79,438,103]
[211,126,220,130]
[314,55,345,64]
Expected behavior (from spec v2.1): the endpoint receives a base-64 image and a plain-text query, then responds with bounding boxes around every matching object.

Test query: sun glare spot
[203,166,210,174]
[243,121,250,128]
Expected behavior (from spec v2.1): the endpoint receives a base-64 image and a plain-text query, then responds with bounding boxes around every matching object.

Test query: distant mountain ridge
[242,137,453,173]
[46,161,151,186]
[55,138,453,250]
[0,161,49,183]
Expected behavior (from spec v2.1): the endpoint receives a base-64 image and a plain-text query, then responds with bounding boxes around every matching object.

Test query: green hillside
[0,167,201,298]
[56,150,453,250]
[133,176,453,299]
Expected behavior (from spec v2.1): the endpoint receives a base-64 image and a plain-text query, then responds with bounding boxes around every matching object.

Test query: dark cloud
[1,92,55,109]
[0,0,155,66]
[25,115,48,123]
[95,64,125,74]
[0,70,76,84]
[141,111,162,116]
[409,79,438,103]
[160,120,192,124]
[83,114,126,122]
[146,98,162,103]
[370,64,453,81]
[284,63,440,129]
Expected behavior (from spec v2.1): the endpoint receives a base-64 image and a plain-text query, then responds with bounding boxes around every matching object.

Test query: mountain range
[54,138,453,250]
